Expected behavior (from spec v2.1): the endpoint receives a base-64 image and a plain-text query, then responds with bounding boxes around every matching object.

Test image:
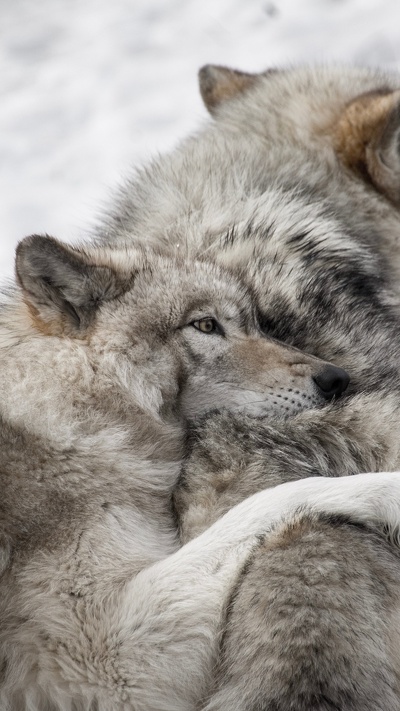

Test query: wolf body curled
[3,65,400,710]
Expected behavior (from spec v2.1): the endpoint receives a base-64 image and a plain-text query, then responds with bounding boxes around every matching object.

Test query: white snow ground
[1,0,400,276]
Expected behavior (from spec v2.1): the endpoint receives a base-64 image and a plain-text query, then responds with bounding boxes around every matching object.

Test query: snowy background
[2,0,400,276]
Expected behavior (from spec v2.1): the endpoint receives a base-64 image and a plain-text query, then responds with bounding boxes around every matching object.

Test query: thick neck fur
[0,293,182,573]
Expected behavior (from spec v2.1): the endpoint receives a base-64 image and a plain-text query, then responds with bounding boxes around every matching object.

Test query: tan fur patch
[24,299,89,339]
[333,91,395,176]
[267,516,315,551]
[23,299,61,337]
[233,338,315,378]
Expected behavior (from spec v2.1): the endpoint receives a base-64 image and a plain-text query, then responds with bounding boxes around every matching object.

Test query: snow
[1,0,400,276]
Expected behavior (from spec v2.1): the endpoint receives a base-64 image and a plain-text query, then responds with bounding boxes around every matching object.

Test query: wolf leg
[6,473,400,711]
[204,511,400,711]
[111,473,400,709]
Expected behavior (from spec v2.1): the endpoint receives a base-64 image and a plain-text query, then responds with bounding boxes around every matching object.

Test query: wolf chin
[3,64,400,711]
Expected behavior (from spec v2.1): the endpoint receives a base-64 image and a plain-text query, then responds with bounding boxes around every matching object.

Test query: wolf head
[7,235,348,451]
[199,63,400,207]
[99,66,400,398]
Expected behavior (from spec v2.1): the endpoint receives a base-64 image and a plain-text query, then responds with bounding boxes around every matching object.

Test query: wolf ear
[199,65,257,115]
[16,235,125,335]
[334,90,400,205]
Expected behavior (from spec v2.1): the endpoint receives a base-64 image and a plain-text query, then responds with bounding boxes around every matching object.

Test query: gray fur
[3,233,382,711]
[93,64,400,708]
[4,63,400,710]
[97,65,400,393]
[205,514,400,711]
[175,398,400,710]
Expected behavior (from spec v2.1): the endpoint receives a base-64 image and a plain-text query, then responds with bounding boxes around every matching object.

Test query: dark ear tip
[198,64,218,89]
[198,64,257,115]
[16,234,38,257]
[15,235,42,280]
[198,64,211,77]
[16,234,57,259]
[15,234,62,288]
[198,64,234,84]
[198,63,217,76]
[198,65,230,112]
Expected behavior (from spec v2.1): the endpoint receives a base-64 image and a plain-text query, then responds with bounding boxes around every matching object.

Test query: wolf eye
[191,318,222,335]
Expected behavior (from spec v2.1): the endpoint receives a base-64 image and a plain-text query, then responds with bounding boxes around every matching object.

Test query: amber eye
[192,318,222,334]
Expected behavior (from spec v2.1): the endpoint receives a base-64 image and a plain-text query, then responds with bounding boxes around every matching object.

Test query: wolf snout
[313,365,350,400]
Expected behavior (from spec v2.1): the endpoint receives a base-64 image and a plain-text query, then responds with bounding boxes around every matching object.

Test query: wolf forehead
[16,234,254,334]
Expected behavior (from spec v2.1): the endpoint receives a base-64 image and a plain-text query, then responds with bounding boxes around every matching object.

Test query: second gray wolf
[95,64,400,708]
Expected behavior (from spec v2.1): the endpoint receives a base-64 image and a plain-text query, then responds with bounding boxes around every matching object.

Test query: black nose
[313,365,350,400]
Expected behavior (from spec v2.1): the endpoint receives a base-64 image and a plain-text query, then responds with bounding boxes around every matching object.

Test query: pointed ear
[334,90,400,205]
[16,235,126,336]
[198,64,257,115]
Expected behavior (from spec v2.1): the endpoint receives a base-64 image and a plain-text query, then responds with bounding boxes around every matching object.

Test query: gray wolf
[93,64,400,707]
[99,64,400,394]
[4,64,400,711]
[2,233,394,711]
